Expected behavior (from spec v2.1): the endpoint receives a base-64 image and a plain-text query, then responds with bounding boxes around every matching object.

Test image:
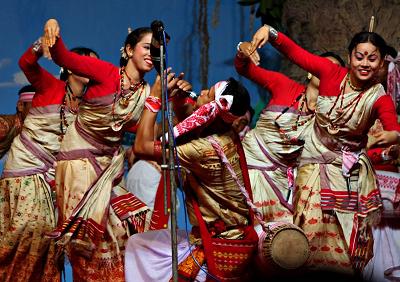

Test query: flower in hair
[120,46,128,60]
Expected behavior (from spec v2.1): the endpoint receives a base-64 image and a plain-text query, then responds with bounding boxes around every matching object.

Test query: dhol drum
[257,222,310,271]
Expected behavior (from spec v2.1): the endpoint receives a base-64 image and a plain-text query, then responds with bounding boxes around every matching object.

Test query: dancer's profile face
[196,87,215,107]
[349,42,384,83]
[130,33,154,73]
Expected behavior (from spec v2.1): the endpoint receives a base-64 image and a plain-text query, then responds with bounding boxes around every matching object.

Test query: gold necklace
[347,73,364,92]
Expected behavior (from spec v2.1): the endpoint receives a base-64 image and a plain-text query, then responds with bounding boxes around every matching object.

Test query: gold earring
[307,73,312,80]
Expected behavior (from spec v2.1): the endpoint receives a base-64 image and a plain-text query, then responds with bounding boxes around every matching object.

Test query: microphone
[185,91,199,101]
[150,20,170,74]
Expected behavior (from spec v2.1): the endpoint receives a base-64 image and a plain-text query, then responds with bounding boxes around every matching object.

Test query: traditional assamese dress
[125,131,257,282]
[235,53,313,223]
[270,32,400,273]
[48,38,149,281]
[0,44,74,281]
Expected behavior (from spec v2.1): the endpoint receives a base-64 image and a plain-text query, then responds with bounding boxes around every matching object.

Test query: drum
[258,222,310,270]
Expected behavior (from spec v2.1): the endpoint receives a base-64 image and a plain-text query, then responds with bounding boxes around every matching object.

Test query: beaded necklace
[274,90,313,143]
[59,83,83,141]
[347,73,365,92]
[111,67,145,131]
[325,73,367,134]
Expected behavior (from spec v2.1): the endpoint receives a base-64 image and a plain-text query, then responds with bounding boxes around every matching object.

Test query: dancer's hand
[41,36,52,60]
[170,79,192,99]
[150,68,184,99]
[238,41,260,65]
[249,25,270,55]
[370,130,400,147]
[44,19,60,47]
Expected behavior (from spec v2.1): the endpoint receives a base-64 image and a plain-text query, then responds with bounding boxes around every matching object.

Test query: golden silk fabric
[54,85,150,282]
[294,84,385,272]
[242,105,313,223]
[0,105,75,282]
[177,131,249,240]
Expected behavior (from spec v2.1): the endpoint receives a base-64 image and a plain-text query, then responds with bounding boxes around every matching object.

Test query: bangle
[145,96,161,113]
[236,41,243,52]
[266,25,278,42]
[32,38,42,53]
[381,150,392,161]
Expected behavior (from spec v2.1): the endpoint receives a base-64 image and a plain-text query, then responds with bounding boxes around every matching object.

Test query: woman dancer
[0,37,97,281]
[236,41,344,224]
[0,85,34,159]
[44,19,152,281]
[247,26,400,275]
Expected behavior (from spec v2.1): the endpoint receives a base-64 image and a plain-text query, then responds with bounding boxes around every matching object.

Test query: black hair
[60,47,99,81]
[347,32,388,58]
[120,27,152,67]
[222,77,251,117]
[386,45,397,59]
[320,51,345,67]
[18,84,35,95]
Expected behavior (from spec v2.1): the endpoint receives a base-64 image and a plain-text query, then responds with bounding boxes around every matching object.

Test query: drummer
[125,73,259,281]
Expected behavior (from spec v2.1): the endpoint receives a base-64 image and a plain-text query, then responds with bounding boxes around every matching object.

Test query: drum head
[269,228,309,269]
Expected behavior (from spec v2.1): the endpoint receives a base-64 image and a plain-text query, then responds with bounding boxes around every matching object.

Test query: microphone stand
[159,30,179,282]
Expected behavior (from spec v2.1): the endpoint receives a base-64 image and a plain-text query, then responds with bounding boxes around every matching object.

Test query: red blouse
[18,46,65,107]
[50,38,120,100]
[234,54,305,108]
[272,32,400,131]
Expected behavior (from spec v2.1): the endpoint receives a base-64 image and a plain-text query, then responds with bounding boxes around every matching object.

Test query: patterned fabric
[242,105,314,223]
[294,84,385,272]
[176,131,250,240]
[174,246,205,282]
[294,167,353,274]
[18,91,35,102]
[0,115,20,159]
[172,81,238,139]
[53,86,150,281]
[0,105,75,282]
[363,170,400,282]
[386,53,400,104]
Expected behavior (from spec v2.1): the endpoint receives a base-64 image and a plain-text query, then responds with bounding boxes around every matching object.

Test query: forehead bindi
[354,43,379,58]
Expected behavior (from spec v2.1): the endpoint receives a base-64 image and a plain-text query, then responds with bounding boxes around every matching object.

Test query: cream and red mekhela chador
[268,31,400,273]
[0,43,75,281]
[235,53,313,223]
[47,37,149,281]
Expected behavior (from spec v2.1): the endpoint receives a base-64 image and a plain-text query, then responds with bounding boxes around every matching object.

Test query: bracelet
[145,96,161,113]
[266,25,278,42]
[32,38,42,53]
[236,41,243,52]
[381,149,392,161]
